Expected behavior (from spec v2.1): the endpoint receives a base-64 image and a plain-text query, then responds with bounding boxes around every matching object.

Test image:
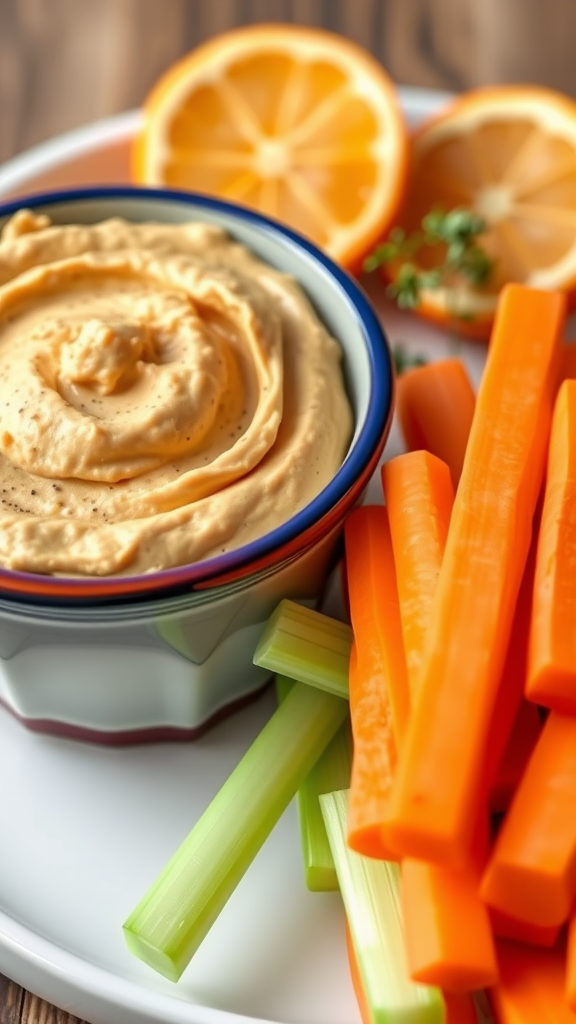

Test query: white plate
[0,88,488,1024]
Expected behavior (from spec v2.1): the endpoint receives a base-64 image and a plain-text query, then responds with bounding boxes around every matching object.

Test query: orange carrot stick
[481,712,576,928]
[382,450,497,991]
[526,380,576,713]
[346,921,479,1024]
[345,922,372,1024]
[344,505,407,858]
[489,700,542,814]
[400,813,496,992]
[567,908,576,1011]
[345,505,410,746]
[489,907,560,950]
[561,342,576,381]
[442,992,480,1024]
[491,939,576,1023]
[381,450,454,700]
[481,521,540,810]
[346,639,397,859]
[386,284,565,866]
[395,358,476,487]
[401,856,498,991]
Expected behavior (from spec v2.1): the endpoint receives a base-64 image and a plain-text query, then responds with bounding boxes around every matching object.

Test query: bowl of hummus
[0,187,393,740]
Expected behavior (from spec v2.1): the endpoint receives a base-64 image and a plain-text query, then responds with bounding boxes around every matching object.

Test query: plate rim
[0,86,455,198]
[0,904,264,1024]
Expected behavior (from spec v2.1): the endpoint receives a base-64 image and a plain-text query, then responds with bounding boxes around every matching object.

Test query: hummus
[0,209,353,576]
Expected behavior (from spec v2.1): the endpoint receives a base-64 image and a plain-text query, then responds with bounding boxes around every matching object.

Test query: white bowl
[0,187,393,741]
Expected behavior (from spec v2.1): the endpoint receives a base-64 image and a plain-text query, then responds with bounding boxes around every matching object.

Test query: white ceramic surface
[0,88,493,1024]
[0,531,338,741]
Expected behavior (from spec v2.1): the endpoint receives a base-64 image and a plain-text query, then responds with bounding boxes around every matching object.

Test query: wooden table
[0,0,574,1020]
[2,0,576,164]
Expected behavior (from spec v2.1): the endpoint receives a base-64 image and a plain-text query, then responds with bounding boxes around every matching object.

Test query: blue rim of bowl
[0,185,393,603]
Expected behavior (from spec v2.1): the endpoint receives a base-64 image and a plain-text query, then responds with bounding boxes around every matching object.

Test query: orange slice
[133,24,408,269]
[391,85,576,336]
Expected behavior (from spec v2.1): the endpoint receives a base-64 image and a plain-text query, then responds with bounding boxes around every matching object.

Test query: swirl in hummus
[0,209,353,576]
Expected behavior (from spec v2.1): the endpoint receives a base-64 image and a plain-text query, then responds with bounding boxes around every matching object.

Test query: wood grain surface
[2,0,576,164]
[0,0,574,1021]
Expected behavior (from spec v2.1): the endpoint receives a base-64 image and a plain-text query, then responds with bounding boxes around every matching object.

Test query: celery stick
[254,599,352,698]
[123,683,348,982]
[276,675,353,891]
[299,724,353,891]
[320,790,445,1024]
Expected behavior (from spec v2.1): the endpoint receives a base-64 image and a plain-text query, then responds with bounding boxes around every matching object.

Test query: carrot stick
[395,377,537,819]
[344,505,410,747]
[400,814,496,992]
[401,857,498,991]
[345,921,373,1024]
[489,907,560,950]
[382,450,497,991]
[480,711,576,928]
[343,505,407,858]
[491,939,576,1023]
[346,640,397,859]
[395,358,476,487]
[561,342,576,381]
[567,908,576,1011]
[481,520,540,810]
[442,992,480,1024]
[489,700,542,814]
[526,379,576,713]
[386,284,566,866]
[381,450,454,700]
[346,922,479,1024]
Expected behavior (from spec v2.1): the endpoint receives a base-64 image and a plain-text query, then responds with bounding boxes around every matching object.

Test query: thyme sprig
[364,207,494,312]
[392,344,427,376]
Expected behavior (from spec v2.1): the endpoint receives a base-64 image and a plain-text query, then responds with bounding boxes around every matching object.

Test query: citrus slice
[390,85,576,336]
[133,24,408,269]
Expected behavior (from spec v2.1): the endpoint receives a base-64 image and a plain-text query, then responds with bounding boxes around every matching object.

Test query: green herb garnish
[392,344,428,376]
[364,207,494,313]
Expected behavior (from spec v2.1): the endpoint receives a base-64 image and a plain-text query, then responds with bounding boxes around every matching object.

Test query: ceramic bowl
[0,187,393,741]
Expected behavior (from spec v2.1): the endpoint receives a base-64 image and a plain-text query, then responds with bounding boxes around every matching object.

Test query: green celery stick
[298,724,353,892]
[276,675,353,891]
[123,682,348,982]
[254,599,352,698]
[320,790,445,1024]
